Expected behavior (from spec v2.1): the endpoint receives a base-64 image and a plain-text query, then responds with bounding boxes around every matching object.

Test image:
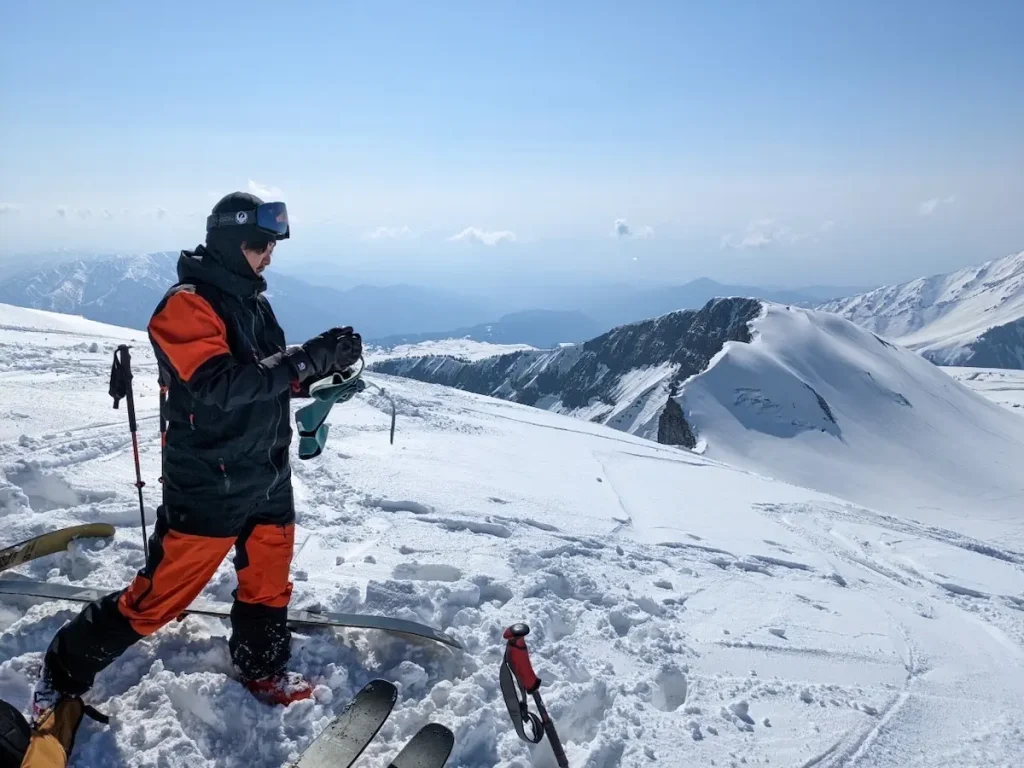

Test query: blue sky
[1,0,1022,288]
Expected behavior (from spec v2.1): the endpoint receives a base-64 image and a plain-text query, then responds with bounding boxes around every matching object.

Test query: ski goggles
[206,201,290,240]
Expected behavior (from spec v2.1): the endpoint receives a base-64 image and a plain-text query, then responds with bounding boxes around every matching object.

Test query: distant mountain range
[372,309,605,349]
[0,252,493,342]
[0,251,867,349]
[819,250,1024,368]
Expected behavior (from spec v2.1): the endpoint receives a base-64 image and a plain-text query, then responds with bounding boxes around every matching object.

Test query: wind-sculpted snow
[681,303,1024,537]
[820,250,1024,368]
[1,304,1023,766]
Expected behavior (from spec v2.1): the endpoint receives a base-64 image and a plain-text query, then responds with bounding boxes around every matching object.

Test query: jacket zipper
[218,457,230,493]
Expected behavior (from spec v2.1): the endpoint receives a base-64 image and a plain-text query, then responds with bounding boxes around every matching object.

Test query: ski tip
[348,678,398,709]
[420,722,455,744]
[387,722,455,768]
[366,678,399,699]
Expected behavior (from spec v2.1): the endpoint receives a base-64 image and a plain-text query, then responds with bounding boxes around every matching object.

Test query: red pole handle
[503,624,540,693]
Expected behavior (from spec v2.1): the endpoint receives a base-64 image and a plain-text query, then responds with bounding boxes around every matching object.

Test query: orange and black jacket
[148,246,300,523]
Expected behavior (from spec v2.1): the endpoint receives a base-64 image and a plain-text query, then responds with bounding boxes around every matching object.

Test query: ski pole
[500,623,569,768]
[109,345,149,561]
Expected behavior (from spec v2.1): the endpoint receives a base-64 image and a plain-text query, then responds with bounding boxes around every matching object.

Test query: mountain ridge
[819,250,1024,368]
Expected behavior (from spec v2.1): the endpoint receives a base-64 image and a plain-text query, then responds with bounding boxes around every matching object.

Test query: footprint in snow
[392,562,463,583]
[492,514,560,533]
[651,667,688,712]
[422,516,512,538]
[370,498,433,515]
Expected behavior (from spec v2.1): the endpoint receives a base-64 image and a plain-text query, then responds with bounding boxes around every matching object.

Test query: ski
[0,523,116,573]
[0,579,462,649]
[388,723,455,768]
[296,679,397,767]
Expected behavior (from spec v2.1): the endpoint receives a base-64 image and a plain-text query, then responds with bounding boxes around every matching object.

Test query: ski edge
[0,523,116,573]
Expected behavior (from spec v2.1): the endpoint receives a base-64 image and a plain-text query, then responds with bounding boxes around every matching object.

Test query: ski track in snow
[0,306,1022,767]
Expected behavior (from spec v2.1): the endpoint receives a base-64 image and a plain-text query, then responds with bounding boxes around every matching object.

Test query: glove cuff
[282,347,317,383]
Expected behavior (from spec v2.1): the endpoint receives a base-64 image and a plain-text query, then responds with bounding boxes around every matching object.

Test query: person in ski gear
[31,192,362,746]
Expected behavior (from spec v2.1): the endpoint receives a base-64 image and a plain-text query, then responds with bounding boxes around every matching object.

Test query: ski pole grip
[503,624,541,693]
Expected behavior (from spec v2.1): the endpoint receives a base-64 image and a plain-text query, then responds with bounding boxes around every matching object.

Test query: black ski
[296,679,397,767]
[0,579,461,649]
[388,723,455,768]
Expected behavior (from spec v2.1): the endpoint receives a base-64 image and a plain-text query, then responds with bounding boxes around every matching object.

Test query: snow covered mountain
[819,250,1024,368]
[0,252,494,341]
[0,252,178,331]
[372,298,763,447]
[1,303,1023,767]
[373,298,1024,532]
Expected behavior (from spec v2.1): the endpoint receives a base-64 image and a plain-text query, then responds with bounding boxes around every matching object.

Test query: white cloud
[917,194,957,216]
[721,217,834,250]
[613,218,654,239]
[362,225,413,241]
[447,227,517,246]
[56,206,68,219]
[0,203,19,215]
[721,218,789,249]
[248,179,284,199]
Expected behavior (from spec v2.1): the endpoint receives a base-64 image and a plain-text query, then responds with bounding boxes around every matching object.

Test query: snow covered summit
[819,250,1024,368]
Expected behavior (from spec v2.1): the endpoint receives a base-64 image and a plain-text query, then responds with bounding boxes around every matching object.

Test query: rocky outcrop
[657,395,696,448]
[966,317,1024,368]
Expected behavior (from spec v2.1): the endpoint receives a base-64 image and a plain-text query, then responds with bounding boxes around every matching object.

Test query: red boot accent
[244,670,314,706]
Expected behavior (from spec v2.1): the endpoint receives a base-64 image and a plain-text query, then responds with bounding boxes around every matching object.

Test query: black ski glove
[285,326,362,383]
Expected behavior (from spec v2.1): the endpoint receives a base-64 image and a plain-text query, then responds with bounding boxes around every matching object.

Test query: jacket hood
[177,246,267,298]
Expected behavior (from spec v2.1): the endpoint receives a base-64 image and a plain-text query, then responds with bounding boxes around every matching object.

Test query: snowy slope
[679,303,1024,541]
[1,307,1024,767]
[0,302,150,340]
[950,366,1024,412]
[819,250,1024,367]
